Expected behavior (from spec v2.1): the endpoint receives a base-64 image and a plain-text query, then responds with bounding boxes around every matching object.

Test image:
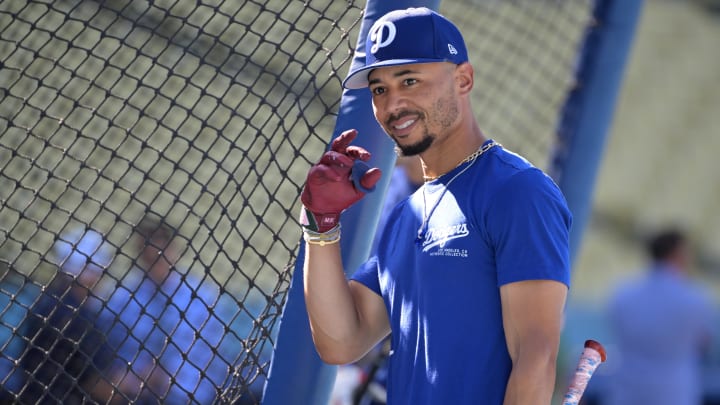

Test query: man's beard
[389,88,457,157]
[394,133,434,157]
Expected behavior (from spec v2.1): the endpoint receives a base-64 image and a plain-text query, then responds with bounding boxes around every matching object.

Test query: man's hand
[300,129,382,233]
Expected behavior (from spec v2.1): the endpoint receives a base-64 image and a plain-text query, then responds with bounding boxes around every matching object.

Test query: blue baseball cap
[343,7,469,90]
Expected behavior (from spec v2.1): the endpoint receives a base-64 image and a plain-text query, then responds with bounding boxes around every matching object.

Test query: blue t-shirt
[351,141,572,405]
[606,266,716,405]
[104,269,238,404]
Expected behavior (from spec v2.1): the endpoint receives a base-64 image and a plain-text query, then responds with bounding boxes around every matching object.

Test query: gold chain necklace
[422,141,501,182]
[416,141,500,245]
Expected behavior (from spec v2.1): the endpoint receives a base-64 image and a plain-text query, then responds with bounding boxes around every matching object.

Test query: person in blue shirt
[605,228,716,405]
[298,7,571,405]
[104,216,239,404]
[0,269,43,400]
[3,228,119,403]
[19,268,116,403]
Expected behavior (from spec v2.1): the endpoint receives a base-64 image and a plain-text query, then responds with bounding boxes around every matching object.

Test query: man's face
[367,62,460,156]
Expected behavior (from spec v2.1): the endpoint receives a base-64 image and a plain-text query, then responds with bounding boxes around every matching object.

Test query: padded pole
[262,0,441,404]
[550,0,644,263]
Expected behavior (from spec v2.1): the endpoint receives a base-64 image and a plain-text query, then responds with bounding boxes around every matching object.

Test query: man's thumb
[360,168,382,191]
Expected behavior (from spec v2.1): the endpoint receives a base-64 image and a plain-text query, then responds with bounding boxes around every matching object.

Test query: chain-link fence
[1,0,592,403]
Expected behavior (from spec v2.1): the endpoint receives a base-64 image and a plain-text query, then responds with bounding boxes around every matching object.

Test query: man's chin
[395,136,433,157]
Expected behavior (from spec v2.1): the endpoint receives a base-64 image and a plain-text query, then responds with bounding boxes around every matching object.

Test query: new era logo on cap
[343,7,468,89]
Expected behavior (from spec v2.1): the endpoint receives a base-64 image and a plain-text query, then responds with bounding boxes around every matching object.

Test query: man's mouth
[394,118,416,130]
[389,113,420,135]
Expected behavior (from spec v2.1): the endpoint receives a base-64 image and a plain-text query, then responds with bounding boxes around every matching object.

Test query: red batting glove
[300,129,382,233]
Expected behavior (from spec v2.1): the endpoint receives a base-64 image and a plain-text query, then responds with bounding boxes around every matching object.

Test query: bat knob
[584,339,607,362]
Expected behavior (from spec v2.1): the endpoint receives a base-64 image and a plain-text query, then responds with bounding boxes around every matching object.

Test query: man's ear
[456,62,474,95]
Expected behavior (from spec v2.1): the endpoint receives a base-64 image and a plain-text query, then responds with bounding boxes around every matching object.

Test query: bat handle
[561,340,607,405]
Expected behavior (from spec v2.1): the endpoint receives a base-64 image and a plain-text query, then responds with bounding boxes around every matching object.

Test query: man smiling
[299,7,572,404]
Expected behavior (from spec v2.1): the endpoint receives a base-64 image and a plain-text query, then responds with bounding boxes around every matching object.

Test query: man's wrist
[303,224,341,246]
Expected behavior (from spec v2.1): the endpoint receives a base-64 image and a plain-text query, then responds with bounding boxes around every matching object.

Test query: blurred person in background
[0,266,40,401]
[16,228,119,403]
[605,227,716,405]
[104,215,239,404]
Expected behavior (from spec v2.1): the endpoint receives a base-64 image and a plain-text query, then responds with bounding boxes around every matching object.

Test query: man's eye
[404,78,417,86]
[371,87,385,95]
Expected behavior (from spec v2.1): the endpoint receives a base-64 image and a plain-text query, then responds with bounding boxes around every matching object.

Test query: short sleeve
[350,256,382,295]
[486,169,572,287]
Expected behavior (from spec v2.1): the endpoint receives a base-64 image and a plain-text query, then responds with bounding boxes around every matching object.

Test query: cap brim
[342,58,448,90]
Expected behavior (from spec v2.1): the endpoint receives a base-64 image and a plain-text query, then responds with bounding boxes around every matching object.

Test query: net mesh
[0,0,592,403]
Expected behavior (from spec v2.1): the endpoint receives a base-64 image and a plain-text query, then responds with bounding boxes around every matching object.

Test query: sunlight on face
[369,63,461,157]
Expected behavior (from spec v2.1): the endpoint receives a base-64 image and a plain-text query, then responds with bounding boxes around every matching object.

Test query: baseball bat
[561,339,607,405]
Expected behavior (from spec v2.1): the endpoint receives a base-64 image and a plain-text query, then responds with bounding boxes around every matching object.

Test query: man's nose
[384,90,409,115]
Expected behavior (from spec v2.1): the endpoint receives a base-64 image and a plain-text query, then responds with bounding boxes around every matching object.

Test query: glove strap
[300,206,341,233]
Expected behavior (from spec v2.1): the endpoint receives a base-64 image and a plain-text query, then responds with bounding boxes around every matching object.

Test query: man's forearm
[503,350,558,405]
[303,243,366,364]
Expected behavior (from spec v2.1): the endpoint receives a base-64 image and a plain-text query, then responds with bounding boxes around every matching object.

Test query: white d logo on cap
[369,21,397,54]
